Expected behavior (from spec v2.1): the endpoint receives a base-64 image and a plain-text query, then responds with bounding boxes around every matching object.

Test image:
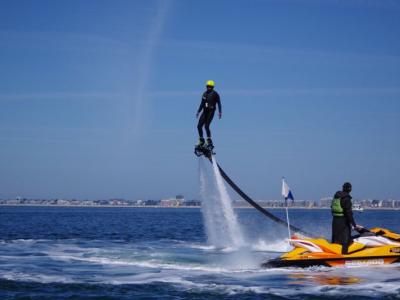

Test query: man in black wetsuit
[196,80,222,148]
[331,182,363,254]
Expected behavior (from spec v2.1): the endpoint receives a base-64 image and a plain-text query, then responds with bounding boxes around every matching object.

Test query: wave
[1,237,400,299]
[252,239,292,252]
[47,252,255,273]
[0,272,75,284]
[2,269,399,299]
[0,239,50,244]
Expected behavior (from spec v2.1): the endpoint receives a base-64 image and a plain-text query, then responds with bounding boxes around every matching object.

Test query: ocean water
[0,206,399,300]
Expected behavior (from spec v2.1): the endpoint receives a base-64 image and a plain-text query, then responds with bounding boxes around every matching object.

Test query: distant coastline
[0,204,199,209]
[0,204,399,211]
[1,197,399,210]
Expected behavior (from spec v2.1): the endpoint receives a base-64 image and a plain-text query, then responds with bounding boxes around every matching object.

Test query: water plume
[198,157,244,249]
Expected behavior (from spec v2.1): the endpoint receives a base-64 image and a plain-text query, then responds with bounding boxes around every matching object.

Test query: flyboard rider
[196,80,222,149]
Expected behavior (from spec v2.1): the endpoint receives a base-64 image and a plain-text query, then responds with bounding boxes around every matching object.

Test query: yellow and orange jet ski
[262,227,400,268]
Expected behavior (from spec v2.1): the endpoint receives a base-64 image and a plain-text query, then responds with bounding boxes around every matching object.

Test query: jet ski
[262,227,400,268]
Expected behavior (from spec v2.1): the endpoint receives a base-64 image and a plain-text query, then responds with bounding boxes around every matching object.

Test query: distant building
[160,198,180,207]
[135,199,144,206]
[183,200,201,206]
[371,199,381,208]
[145,199,160,206]
[319,197,332,208]
[56,199,69,205]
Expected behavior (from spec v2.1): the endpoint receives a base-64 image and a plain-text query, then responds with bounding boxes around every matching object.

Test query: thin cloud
[151,87,400,98]
[159,38,400,65]
[0,92,126,102]
[279,0,400,10]
[0,30,132,55]
[129,0,170,134]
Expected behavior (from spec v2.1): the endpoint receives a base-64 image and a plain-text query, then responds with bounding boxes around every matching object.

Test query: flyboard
[194,142,215,159]
[194,143,312,237]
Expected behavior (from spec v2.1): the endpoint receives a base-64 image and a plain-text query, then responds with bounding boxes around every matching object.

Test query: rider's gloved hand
[196,112,199,118]
[354,225,364,232]
[218,112,222,119]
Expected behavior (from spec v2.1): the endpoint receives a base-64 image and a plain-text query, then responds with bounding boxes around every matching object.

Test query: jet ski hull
[262,227,400,268]
[263,255,400,268]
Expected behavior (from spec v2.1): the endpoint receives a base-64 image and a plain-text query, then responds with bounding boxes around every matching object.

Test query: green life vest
[331,198,344,217]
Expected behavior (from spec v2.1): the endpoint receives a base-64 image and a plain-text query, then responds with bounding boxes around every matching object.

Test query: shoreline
[0,204,398,211]
[0,204,200,209]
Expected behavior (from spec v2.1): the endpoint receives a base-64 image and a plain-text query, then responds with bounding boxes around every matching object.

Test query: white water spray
[198,157,245,249]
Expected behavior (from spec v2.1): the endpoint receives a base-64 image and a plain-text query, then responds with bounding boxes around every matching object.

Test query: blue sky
[0,0,399,201]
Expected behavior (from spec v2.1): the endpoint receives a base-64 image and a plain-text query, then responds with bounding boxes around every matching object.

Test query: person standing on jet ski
[196,80,222,149]
[331,182,363,254]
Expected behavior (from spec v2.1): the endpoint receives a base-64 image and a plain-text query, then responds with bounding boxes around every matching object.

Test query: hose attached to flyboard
[215,162,312,237]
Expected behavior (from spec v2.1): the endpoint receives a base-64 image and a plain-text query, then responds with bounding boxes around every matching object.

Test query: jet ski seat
[370,227,400,242]
[312,239,365,255]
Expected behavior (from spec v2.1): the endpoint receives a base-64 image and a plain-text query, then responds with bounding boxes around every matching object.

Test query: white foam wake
[252,239,292,252]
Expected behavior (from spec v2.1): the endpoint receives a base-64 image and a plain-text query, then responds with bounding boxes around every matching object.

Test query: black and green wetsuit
[331,191,356,254]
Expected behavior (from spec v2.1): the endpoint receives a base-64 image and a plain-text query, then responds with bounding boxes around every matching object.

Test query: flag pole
[282,177,291,241]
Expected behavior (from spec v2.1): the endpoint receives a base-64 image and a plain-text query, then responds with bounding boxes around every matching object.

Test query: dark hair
[343,182,352,193]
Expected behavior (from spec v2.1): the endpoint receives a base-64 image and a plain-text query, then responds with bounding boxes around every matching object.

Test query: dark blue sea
[0,206,399,300]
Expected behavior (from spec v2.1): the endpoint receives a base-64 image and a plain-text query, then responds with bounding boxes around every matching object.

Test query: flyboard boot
[206,138,214,151]
[197,137,205,148]
[194,137,215,158]
[194,138,205,157]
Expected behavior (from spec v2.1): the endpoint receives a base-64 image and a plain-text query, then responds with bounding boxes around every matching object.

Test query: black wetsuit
[331,191,356,254]
[197,89,221,138]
